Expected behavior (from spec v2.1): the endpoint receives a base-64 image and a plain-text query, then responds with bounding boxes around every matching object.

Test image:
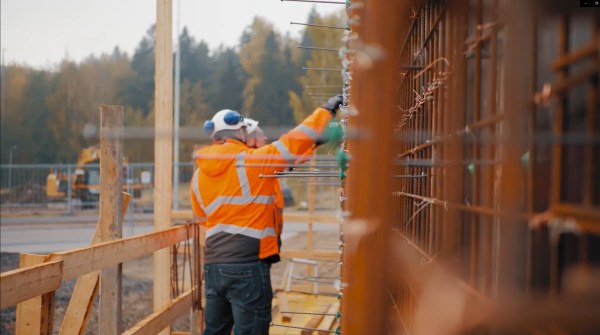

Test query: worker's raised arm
[250,95,343,175]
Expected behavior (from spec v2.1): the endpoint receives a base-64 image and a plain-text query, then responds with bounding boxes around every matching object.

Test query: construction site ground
[0,229,340,334]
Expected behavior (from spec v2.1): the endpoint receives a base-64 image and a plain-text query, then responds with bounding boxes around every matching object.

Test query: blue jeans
[203,261,273,335]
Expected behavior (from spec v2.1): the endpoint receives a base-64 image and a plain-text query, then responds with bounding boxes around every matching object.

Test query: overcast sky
[1,0,342,69]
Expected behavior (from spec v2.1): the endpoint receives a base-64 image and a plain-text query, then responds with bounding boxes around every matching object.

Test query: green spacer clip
[467,163,474,175]
[521,151,530,168]
[336,149,349,171]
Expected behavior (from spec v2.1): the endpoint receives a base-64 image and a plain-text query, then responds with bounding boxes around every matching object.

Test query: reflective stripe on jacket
[190,107,332,264]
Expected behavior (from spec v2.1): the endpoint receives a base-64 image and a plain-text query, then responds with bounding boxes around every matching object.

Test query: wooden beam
[316,303,339,335]
[15,254,55,335]
[154,1,174,334]
[2,225,192,308]
[0,260,62,308]
[59,193,132,335]
[99,105,124,334]
[49,224,192,281]
[59,272,99,335]
[275,292,293,323]
[300,303,331,335]
[122,290,192,335]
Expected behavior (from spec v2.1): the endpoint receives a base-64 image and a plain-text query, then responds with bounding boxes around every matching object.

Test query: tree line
[0,9,345,164]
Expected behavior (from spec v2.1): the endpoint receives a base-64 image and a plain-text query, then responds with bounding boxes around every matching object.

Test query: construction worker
[190,95,343,335]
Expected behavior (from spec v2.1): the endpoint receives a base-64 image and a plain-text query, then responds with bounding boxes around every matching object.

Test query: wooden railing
[0,224,198,334]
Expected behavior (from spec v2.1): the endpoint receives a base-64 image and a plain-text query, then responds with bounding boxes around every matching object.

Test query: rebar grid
[343,0,600,334]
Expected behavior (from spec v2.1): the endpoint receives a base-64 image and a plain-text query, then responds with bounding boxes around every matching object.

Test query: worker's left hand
[321,94,344,116]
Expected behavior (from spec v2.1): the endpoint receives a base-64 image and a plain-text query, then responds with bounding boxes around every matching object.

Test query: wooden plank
[59,192,131,335]
[301,303,331,335]
[276,292,293,323]
[316,303,339,335]
[15,254,55,335]
[2,224,192,308]
[154,1,174,335]
[48,224,192,281]
[0,260,62,308]
[122,290,191,335]
[99,105,124,334]
[59,272,99,335]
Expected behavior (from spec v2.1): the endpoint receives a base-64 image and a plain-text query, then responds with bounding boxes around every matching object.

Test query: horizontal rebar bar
[292,276,338,284]
[236,163,339,168]
[297,45,340,52]
[305,85,345,89]
[391,229,492,303]
[297,180,342,185]
[397,114,505,157]
[394,159,502,167]
[275,171,339,175]
[393,192,533,220]
[291,21,347,30]
[398,65,425,70]
[303,66,343,72]
[287,290,339,297]
[260,173,340,178]
[308,93,342,96]
[271,323,338,333]
[194,153,341,161]
[279,311,338,316]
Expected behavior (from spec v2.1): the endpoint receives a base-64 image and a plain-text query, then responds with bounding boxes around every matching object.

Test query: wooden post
[59,192,131,335]
[154,1,174,334]
[98,105,124,334]
[15,254,55,335]
[342,1,408,334]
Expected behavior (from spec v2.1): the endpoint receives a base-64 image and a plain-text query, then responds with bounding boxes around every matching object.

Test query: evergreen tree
[208,47,246,113]
[118,25,155,117]
[0,65,28,163]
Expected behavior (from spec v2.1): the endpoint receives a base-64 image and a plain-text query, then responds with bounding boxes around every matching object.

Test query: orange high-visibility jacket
[190,107,332,264]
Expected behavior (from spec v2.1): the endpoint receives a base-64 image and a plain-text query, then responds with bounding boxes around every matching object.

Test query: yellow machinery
[46,145,146,202]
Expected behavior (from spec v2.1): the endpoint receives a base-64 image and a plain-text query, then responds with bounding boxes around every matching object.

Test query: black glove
[320,94,344,116]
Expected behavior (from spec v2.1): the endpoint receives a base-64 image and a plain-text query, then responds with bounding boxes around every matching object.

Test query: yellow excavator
[46,145,147,203]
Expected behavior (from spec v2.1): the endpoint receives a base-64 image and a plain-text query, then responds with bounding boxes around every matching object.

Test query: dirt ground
[0,231,340,334]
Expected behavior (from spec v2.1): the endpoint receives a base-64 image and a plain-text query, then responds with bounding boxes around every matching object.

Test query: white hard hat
[203,109,245,137]
[244,118,259,135]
